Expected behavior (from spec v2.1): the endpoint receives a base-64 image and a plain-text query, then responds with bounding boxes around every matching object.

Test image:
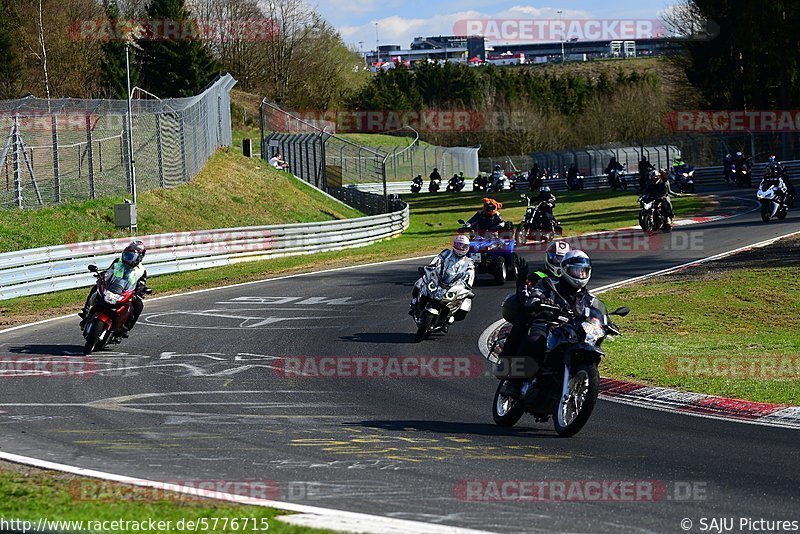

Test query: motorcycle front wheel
[493,380,525,427]
[83,318,106,355]
[553,362,599,437]
[414,311,435,343]
[761,202,772,223]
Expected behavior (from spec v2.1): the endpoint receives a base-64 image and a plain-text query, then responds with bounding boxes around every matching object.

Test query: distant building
[487,52,526,66]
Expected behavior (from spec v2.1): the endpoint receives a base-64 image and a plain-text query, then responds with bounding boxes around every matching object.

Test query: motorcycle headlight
[582,318,605,346]
[103,291,123,305]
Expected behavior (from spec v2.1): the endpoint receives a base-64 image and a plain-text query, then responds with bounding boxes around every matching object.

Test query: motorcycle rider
[671,155,691,189]
[79,241,148,334]
[498,249,593,399]
[638,156,654,192]
[605,157,624,188]
[765,155,795,206]
[447,172,464,191]
[643,169,675,225]
[466,198,505,231]
[489,164,505,190]
[760,158,790,205]
[411,174,423,192]
[536,185,558,229]
[567,163,580,190]
[723,153,734,184]
[410,234,475,319]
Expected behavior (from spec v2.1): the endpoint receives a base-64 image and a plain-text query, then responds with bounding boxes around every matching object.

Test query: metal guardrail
[0,205,409,301]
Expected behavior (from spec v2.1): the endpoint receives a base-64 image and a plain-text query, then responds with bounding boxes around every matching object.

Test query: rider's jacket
[423,249,475,296]
[467,211,504,230]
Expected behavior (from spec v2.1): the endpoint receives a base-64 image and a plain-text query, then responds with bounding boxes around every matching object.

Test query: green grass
[0,464,331,534]
[0,149,361,253]
[0,188,706,328]
[231,127,260,154]
[601,254,800,405]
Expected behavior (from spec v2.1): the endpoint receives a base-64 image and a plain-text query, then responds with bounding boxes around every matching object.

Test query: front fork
[560,352,573,404]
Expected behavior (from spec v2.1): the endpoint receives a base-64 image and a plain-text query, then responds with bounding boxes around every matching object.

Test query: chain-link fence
[0,74,236,210]
[483,131,800,180]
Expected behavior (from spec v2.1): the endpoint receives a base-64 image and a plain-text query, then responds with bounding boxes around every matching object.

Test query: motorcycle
[607,164,628,191]
[638,194,669,232]
[487,296,629,437]
[82,264,151,355]
[671,166,696,193]
[411,175,423,194]
[567,173,584,191]
[446,174,465,192]
[411,266,475,342]
[757,182,789,223]
[429,177,441,193]
[458,220,517,285]
[508,171,529,191]
[474,171,506,193]
[515,194,563,245]
[734,162,752,187]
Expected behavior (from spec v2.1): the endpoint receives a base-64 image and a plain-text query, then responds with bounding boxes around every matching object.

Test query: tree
[136,0,217,98]
[0,0,20,98]
[99,0,135,99]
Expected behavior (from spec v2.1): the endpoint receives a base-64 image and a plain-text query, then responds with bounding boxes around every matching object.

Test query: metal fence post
[12,114,22,208]
[122,113,131,192]
[86,115,95,199]
[179,113,188,182]
[156,113,165,188]
[51,113,60,203]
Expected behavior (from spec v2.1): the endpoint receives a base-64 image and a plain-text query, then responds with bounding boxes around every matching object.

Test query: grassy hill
[0,149,361,253]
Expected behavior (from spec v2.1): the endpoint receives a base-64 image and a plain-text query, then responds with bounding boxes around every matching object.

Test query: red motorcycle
[82,264,151,355]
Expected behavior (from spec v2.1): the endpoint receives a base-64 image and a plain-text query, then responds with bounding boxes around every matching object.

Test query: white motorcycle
[757,183,788,223]
[411,266,474,342]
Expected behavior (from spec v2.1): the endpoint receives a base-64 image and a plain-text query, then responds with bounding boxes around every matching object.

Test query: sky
[312,0,676,50]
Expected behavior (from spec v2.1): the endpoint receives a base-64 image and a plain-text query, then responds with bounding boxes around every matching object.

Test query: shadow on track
[348,419,559,438]
[7,344,86,356]
[340,332,417,344]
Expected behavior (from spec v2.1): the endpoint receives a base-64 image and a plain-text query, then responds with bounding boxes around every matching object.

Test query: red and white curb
[600,379,800,429]
[478,229,800,431]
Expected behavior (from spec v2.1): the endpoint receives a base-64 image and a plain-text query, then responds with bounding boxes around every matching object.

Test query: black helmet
[121,240,146,267]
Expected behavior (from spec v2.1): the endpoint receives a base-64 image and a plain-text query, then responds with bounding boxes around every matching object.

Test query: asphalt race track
[1,186,798,533]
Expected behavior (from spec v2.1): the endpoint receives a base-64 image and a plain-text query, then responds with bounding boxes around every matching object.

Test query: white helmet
[453,234,470,256]
[560,250,592,289]
[545,240,570,277]
[540,185,551,194]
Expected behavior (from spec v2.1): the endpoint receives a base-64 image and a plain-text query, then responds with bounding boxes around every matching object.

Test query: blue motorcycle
[458,220,518,285]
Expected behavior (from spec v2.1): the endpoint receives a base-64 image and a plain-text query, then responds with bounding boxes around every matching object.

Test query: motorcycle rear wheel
[553,363,599,437]
[493,380,525,427]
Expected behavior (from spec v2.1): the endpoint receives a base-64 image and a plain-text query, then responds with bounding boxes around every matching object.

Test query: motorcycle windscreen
[104,270,137,294]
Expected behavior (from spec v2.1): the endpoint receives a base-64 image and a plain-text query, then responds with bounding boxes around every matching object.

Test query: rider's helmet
[493,164,502,172]
[767,155,778,168]
[725,153,732,160]
[735,151,743,158]
[453,234,470,257]
[560,250,592,289]
[482,197,500,216]
[673,155,684,166]
[545,240,570,277]
[121,240,146,267]
[539,185,551,194]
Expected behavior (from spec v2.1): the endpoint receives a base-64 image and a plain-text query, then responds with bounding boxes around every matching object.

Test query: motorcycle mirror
[144,288,153,294]
[88,264,98,272]
[458,219,466,225]
[610,306,630,317]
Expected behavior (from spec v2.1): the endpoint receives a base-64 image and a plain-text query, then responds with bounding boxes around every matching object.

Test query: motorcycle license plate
[470,253,481,262]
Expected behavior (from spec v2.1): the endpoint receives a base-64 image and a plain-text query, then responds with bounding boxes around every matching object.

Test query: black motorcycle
[515,194,562,245]
[429,177,441,193]
[411,175,423,194]
[608,165,628,191]
[487,295,629,437]
[638,194,670,232]
[733,163,752,187]
[446,174,465,192]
